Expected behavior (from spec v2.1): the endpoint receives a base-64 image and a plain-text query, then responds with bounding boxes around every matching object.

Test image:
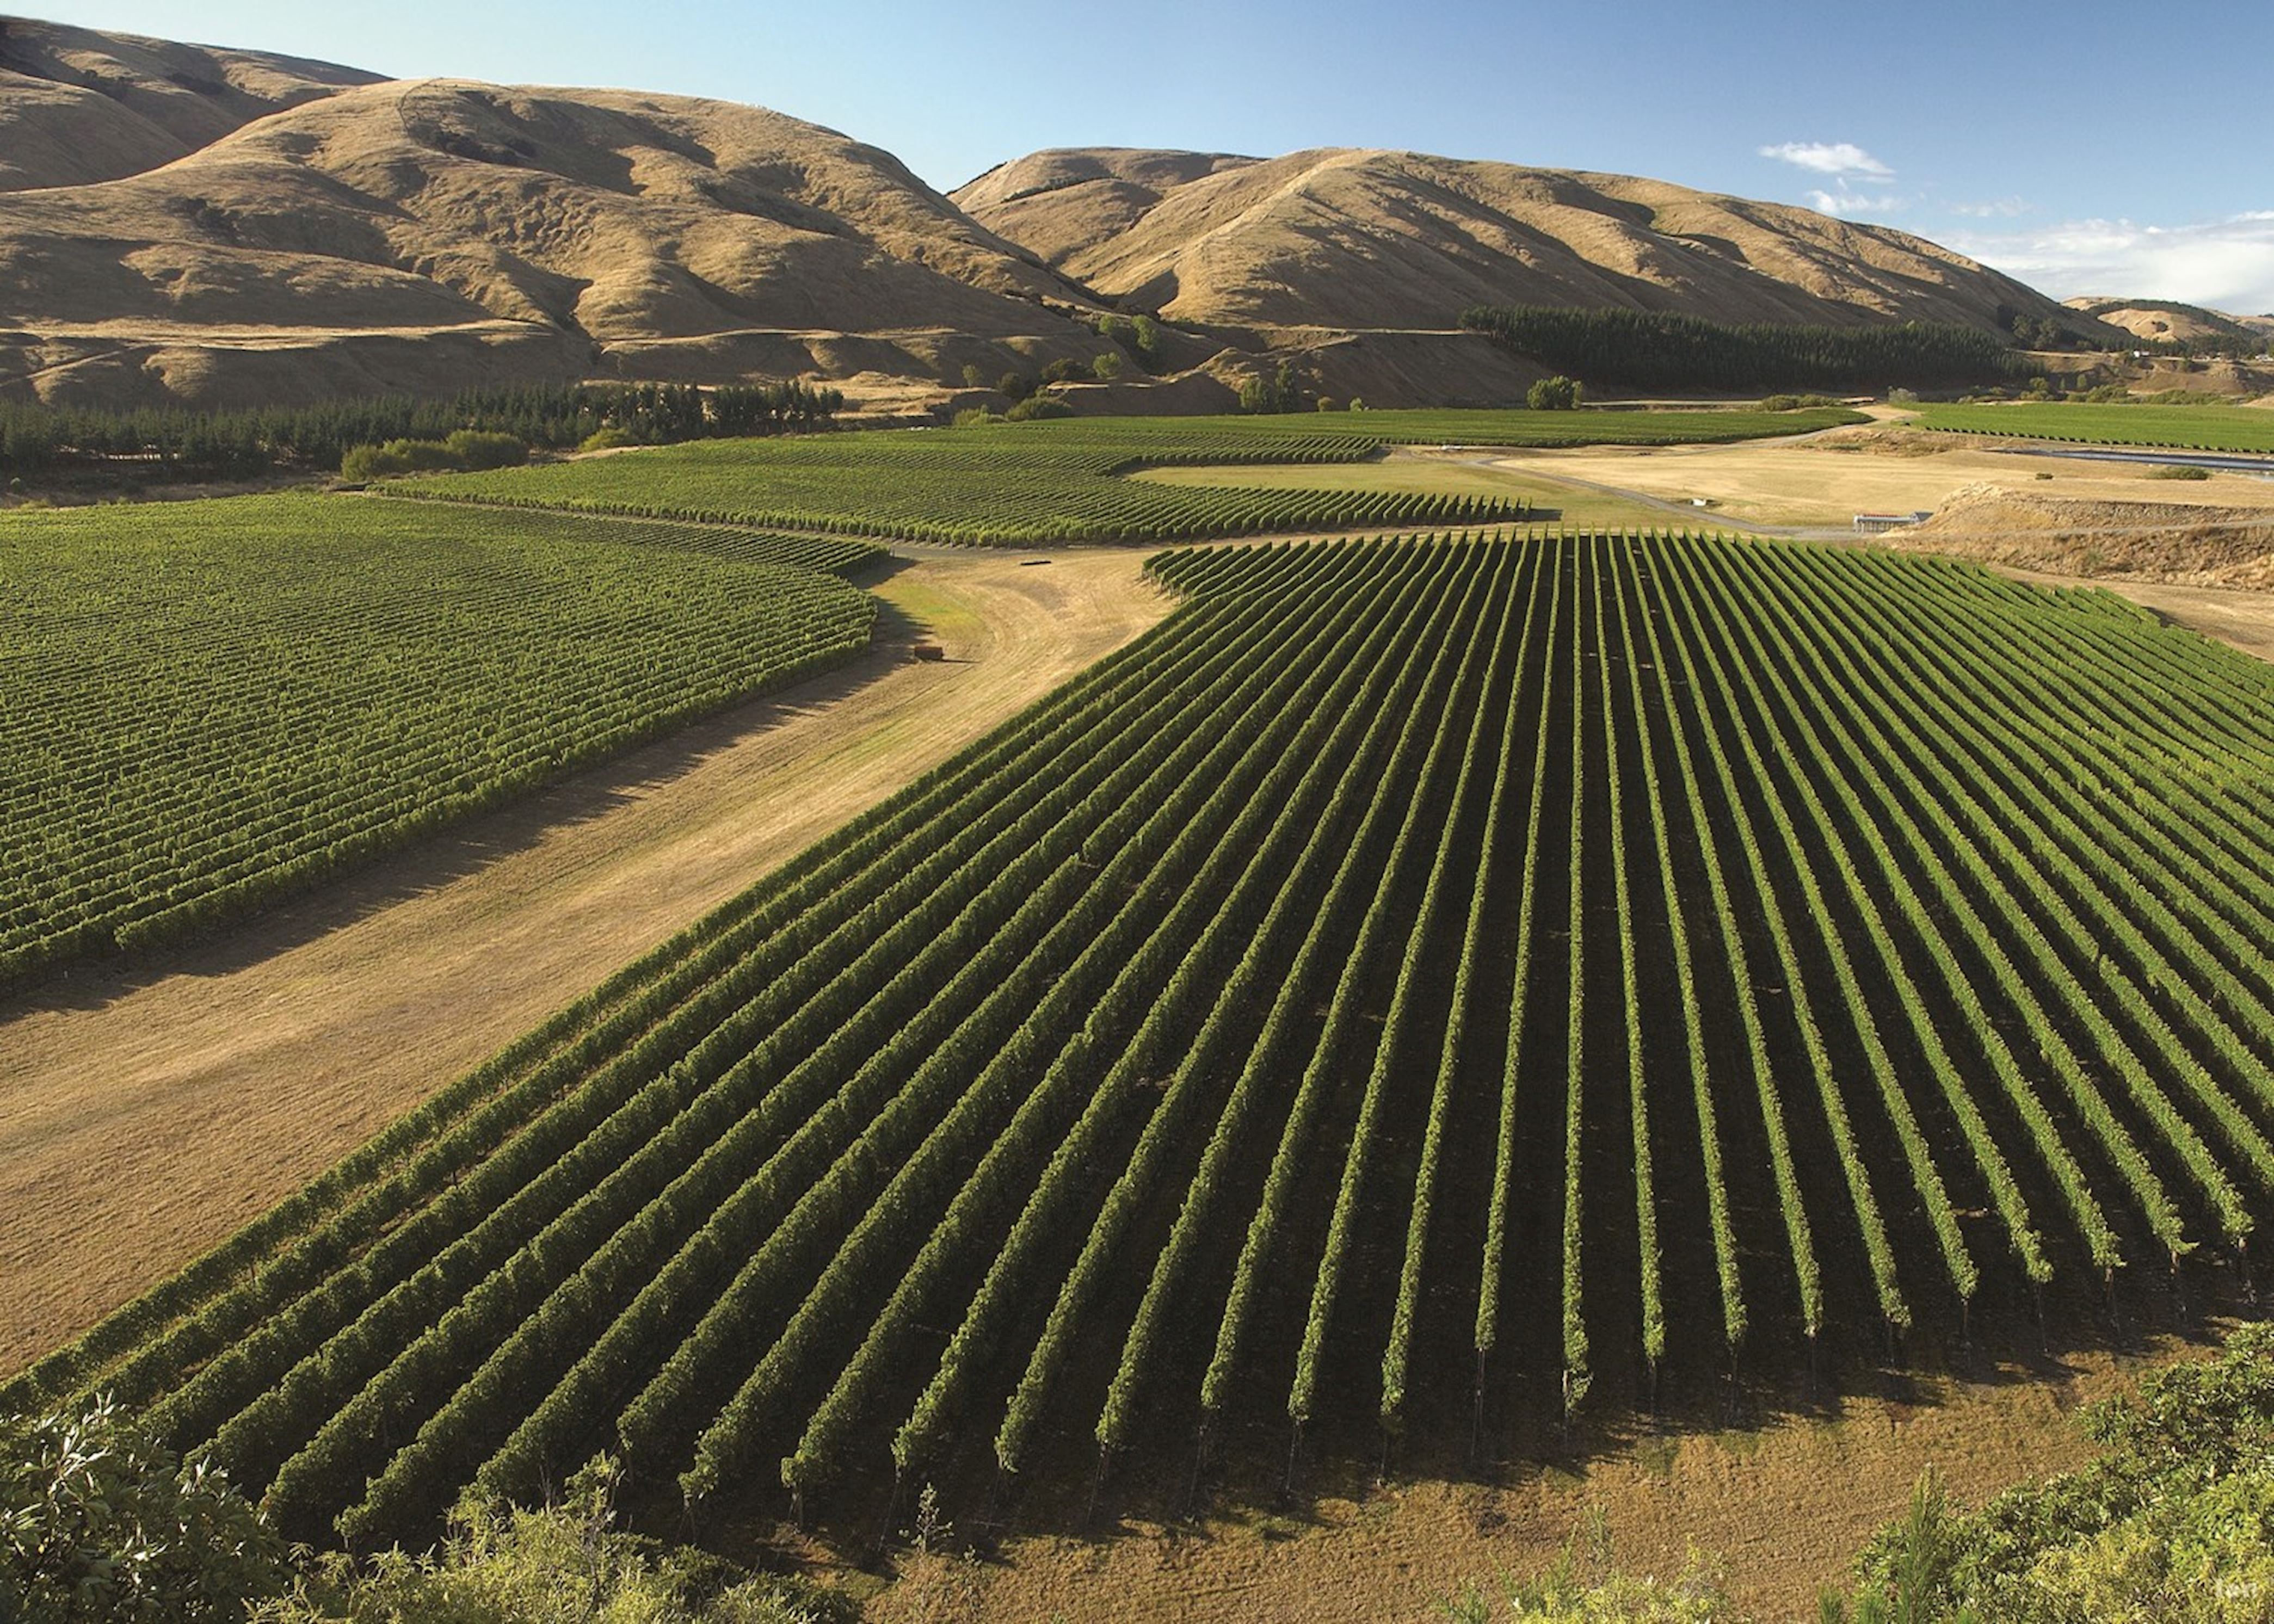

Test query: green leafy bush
[251,1459,851,1624]
[1527,375,1583,411]
[1831,1325,2274,1622]
[1003,394,1073,422]
[3,1393,289,1622]
[1759,393,1845,411]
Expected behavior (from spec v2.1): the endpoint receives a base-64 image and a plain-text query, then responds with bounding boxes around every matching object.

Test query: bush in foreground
[3,1393,287,1621]
[1832,1323,2274,1623]
[255,1460,849,1624]
[4,1398,847,1624]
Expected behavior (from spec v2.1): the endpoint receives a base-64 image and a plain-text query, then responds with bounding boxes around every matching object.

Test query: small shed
[1852,510,1933,533]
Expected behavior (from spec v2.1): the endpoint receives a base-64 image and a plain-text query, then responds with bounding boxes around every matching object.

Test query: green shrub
[1004,394,1073,422]
[1092,351,1126,382]
[2147,463,2213,480]
[249,1459,852,1624]
[3,1393,291,1622]
[951,407,1001,428]
[1829,1325,2274,1623]
[1528,375,1584,411]
[441,430,527,471]
[341,433,529,480]
[578,427,638,453]
[1760,392,1845,411]
[338,443,409,480]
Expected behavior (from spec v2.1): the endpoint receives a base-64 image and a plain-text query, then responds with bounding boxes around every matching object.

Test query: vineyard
[379,408,1859,545]
[13,526,2274,1555]
[0,494,880,992]
[1916,402,2274,454]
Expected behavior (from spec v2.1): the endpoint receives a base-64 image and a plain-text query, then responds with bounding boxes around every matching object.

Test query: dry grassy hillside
[956,146,2111,339]
[0,22,2137,411]
[0,53,1108,406]
[2064,295,2271,349]
[0,17,378,192]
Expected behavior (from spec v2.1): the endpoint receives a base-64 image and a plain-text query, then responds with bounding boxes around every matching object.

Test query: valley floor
[0,546,1168,1374]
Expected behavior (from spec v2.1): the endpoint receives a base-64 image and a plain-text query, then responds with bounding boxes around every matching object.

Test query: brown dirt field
[0,547,1169,1376]
[1500,430,2274,532]
[870,1335,2224,1623]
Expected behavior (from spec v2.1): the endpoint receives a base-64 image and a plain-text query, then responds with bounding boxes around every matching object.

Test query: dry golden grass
[1500,428,2274,532]
[0,54,1106,408]
[0,17,378,192]
[954,148,2094,340]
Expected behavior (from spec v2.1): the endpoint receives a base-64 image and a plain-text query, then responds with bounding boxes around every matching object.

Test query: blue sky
[28,0,2274,312]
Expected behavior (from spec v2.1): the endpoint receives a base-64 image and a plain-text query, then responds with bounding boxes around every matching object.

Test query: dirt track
[0,547,1169,1375]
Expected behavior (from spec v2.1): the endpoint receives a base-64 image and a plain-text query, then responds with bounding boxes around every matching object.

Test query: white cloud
[1809,187,1908,219]
[1943,212,2274,315]
[1951,196,2032,219]
[1759,141,1894,178]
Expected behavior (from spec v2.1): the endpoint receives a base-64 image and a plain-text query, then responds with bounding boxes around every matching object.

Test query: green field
[1917,401,2274,453]
[382,409,1858,545]
[1133,454,1679,530]
[20,528,2274,1552]
[0,495,880,991]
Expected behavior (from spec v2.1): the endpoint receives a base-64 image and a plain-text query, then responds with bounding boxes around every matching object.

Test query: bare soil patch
[870,1334,2223,1623]
[0,547,1168,1374]
[1501,429,2274,532]
[1896,484,2274,591]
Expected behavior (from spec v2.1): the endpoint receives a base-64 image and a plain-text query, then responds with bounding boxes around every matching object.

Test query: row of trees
[0,380,845,484]
[1459,304,2019,392]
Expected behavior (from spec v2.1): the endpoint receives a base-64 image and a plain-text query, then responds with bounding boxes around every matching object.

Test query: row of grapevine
[25,526,2274,1549]
[0,495,879,991]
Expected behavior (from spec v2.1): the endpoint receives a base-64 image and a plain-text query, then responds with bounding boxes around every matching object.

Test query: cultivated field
[1132,452,1677,531]
[1916,402,2274,453]
[16,528,2273,1572]
[0,495,879,991]
[380,409,1857,545]
[0,546,1169,1375]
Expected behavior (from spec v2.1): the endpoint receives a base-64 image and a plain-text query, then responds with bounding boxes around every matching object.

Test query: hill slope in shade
[956,146,2114,340]
[0,16,380,192]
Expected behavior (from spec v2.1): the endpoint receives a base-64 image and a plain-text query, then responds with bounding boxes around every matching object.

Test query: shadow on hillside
[0,555,929,1020]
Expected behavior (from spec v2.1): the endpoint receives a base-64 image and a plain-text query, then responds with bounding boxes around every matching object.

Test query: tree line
[1458,304,2022,392]
[0,379,845,484]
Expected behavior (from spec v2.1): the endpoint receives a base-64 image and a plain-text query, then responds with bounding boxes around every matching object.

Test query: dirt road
[0,547,1169,1374]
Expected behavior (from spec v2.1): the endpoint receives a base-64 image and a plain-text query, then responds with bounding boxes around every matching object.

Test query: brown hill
[2063,296,2271,351]
[955,146,2109,339]
[0,23,2131,412]
[1905,482,2274,589]
[0,55,1106,407]
[0,17,379,192]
